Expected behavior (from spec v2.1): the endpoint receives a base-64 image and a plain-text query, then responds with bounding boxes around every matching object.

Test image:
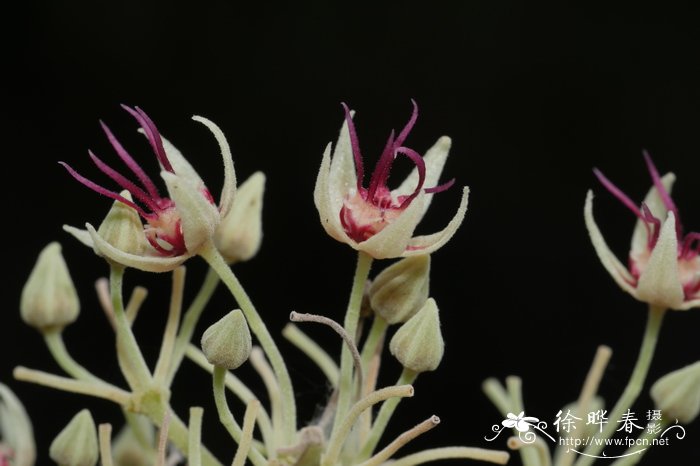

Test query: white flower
[314,101,469,259]
[62,106,236,272]
[584,153,700,310]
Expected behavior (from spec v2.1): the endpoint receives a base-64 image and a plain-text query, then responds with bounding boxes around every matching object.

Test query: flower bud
[96,191,148,257]
[21,242,80,333]
[112,415,155,466]
[650,361,700,424]
[49,410,98,466]
[201,309,252,369]
[389,298,444,373]
[0,383,36,466]
[215,172,265,264]
[369,255,430,324]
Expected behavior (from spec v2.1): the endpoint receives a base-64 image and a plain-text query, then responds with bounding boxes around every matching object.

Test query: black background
[4,1,700,464]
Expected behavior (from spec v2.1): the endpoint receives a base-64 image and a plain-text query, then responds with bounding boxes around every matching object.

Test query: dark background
[4,1,700,464]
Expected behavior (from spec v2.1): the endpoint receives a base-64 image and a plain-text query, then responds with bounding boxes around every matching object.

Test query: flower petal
[403,186,469,256]
[87,223,189,272]
[358,192,426,258]
[161,171,220,253]
[676,298,700,311]
[584,191,636,293]
[192,116,237,218]
[631,173,676,256]
[636,212,684,309]
[329,112,359,217]
[395,136,451,219]
[62,225,95,248]
[314,142,353,244]
[138,128,205,190]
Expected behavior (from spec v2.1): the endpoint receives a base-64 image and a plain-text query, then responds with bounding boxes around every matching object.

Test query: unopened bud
[369,255,430,324]
[650,361,700,424]
[215,172,265,264]
[112,415,155,466]
[49,410,98,466]
[389,298,444,373]
[21,242,80,332]
[96,191,147,257]
[201,309,252,369]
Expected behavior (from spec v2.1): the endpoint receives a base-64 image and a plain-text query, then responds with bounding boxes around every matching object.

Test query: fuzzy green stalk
[43,329,106,384]
[167,268,220,386]
[201,244,296,444]
[360,316,388,369]
[331,251,373,441]
[360,368,417,458]
[212,366,267,466]
[110,266,152,390]
[575,305,666,466]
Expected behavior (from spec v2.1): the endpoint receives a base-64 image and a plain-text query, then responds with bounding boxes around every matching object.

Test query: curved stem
[389,447,510,466]
[43,330,107,384]
[282,324,339,386]
[213,367,267,466]
[360,368,417,458]
[167,267,220,386]
[331,251,373,441]
[323,384,414,466]
[200,243,296,445]
[13,366,131,404]
[110,266,152,390]
[575,305,666,466]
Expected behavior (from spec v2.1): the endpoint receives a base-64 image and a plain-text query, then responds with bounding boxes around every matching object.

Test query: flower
[584,152,700,310]
[62,105,236,272]
[314,101,469,259]
[502,412,539,433]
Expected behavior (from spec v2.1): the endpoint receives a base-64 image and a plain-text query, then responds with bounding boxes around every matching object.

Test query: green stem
[331,251,373,440]
[506,376,539,466]
[360,316,388,370]
[159,409,222,466]
[110,266,152,390]
[360,368,417,459]
[43,330,106,384]
[200,244,296,445]
[154,267,186,386]
[167,268,220,386]
[608,419,667,466]
[575,305,666,466]
[213,366,266,466]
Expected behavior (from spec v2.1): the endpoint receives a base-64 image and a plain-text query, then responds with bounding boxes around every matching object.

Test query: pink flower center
[338,101,454,243]
[61,105,215,257]
[595,152,700,299]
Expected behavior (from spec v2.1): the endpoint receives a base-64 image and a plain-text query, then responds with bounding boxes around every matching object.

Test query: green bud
[389,298,444,373]
[0,383,36,466]
[112,415,155,466]
[201,309,252,369]
[215,172,265,264]
[650,361,700,424]
[49,410,98,466]
[96,191,147,257]
[21,242,80,333]
[369,255,430,324]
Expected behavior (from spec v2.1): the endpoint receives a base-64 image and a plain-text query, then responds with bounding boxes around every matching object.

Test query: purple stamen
[593,168,643,219]
[395,146,426,208]
[681,232,700,259]
[87,150,160,212]
[342,103,364,190]
[367,130,397,200]
[643,150,678,214]
[59,162,151,219]
[120,105,173,174]
[426,178,456,194]
[641,203,661,248]
[394,99,418,148]
[99,121,160,198]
